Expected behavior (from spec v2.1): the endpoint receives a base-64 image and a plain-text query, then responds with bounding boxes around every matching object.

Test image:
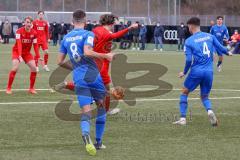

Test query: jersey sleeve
[210,26,214,35]
[16,30,22,56]
[84,32,94,47]
[45,21,50,40]
[109,28,129,40]
[212,35,228,55]
[183,40,193,75]
[59,38,67,55]
[224,26,229,40]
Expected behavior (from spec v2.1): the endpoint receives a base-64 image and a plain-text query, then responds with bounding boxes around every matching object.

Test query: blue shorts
[184,70,213,95]
[74,74,106,108]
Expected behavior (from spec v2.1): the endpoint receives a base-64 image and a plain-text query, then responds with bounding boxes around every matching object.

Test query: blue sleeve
[213,36,228,56]
[84,32,94,47]
[59,38,67,55]
[224,26,229,40]
[183,41,193,75]
[210,26,214,35]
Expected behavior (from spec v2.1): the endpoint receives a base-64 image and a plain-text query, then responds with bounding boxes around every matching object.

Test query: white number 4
[203,42,210,58]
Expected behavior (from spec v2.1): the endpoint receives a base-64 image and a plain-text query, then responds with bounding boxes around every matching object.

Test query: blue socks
[95,107,106,143]
[81,114,91,136]
[179,94,188,117]
[201,96,212,111]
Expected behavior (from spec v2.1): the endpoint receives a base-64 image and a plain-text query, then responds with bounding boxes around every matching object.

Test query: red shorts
[38,42,48,51]
[12,51,34,64]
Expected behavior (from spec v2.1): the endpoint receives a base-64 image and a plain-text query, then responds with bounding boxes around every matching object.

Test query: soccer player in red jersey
[6,16,40,94]
[32,11,50,72]
[57,14,138,115]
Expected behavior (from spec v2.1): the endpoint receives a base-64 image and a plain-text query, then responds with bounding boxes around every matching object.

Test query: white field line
[0,97,240,105]
[0,88,240,92]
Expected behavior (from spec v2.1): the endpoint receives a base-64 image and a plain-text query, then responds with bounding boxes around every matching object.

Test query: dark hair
[187,17,200,26]
[38,11,44,15]
[73,9,86,23]
[24,16,33,22]
[99,14,118,25]
[217,16,223,20]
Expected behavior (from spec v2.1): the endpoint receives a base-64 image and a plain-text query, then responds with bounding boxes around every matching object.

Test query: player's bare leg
[26,60,38,94]
[43,50,50,72]
[173,88,189,125]
[6,59,20,94]
[81,105,97,156]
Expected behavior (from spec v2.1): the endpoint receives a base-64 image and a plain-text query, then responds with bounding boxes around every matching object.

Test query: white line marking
[0,88,240,92]
[0,97,240,105]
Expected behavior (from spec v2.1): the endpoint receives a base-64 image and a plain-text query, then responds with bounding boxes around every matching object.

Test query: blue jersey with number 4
[59,28,98,82]
[184,32,228,74]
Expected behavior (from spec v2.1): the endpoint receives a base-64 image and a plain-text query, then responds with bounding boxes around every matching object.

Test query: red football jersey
[32,19,49,44]
[13,27,39,56]
[93,26,129,75]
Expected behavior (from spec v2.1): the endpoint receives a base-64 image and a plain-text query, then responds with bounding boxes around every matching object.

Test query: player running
[210,16,229,72]
[6,16,40,94]
[58,9,115,156]
[57,15,138,115]
[32,11,50,72]
[173,17,232,126]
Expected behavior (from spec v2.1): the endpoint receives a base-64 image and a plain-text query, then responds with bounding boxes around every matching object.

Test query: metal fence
[0,0,240,26]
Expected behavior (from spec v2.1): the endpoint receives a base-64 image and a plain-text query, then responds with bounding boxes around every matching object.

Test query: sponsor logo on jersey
[22,39,32,43]
[37,27,44,30]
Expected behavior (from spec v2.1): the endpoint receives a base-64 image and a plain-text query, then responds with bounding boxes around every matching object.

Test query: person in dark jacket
[51,22,59,46]
[85,20,93,31]
[139,23,147,50]
[132,21,140,50]
[154,22,164,51]
[58,22,67,45]
[177,22,186,51]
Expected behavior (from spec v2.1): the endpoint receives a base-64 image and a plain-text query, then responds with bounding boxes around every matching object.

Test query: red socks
[30,72,37,89]
[7,71,17,89]
[44,54,48,65]
[105,96,110,112]
[66,81,75,91]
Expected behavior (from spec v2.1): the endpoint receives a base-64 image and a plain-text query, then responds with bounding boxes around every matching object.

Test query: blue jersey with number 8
[59,28,98,82]
[184,31,228,73]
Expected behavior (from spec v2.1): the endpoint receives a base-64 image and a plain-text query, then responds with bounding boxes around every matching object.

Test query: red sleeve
[16,30,22,56]
[109,28,129,40]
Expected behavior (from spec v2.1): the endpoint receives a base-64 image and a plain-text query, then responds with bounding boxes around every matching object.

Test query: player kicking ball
[173,17,232,126]
[57,9,123,156]
[6,16,40,94]
[58,14,138,115]
[33,11,50,72]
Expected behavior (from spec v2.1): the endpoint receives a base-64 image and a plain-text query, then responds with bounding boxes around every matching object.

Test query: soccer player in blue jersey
[57,9,114,156]
[173,17,232,126]
[210,16,229,72]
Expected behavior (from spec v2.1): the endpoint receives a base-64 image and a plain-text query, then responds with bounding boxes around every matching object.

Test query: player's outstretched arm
[84,45,115,62]
[213,36,232,56]
[179,44,192,78]
[110,23,139,40]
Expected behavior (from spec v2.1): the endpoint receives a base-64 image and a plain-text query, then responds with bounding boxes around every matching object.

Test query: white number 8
[203,42,210,58]
[70,43,81,62]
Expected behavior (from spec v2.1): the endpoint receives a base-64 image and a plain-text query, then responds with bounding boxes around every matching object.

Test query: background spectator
[139,23,147,50]
[177,22,186,51]
[153,22,164,51]
[85,20,93,31]
[2,19,12,44]
[58,22,67,45]
[50,22,59,46]
[132,21,140,50]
